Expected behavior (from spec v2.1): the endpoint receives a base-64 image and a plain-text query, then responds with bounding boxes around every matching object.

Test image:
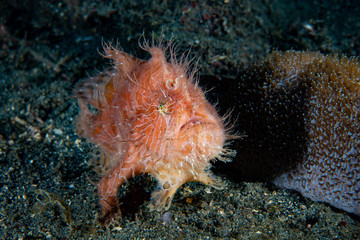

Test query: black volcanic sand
[0,0,359,239]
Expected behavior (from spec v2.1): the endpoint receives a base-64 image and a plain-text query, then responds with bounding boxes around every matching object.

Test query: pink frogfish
[75,41,235,224]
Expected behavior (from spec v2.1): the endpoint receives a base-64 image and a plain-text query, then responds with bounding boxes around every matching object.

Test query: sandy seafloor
[0,0,359,239]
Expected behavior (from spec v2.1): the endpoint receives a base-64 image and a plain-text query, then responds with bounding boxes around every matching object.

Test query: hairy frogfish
[75,41,235,224]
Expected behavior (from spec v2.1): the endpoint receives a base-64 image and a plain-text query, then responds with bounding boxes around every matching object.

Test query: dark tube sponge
[224,50,359,216]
